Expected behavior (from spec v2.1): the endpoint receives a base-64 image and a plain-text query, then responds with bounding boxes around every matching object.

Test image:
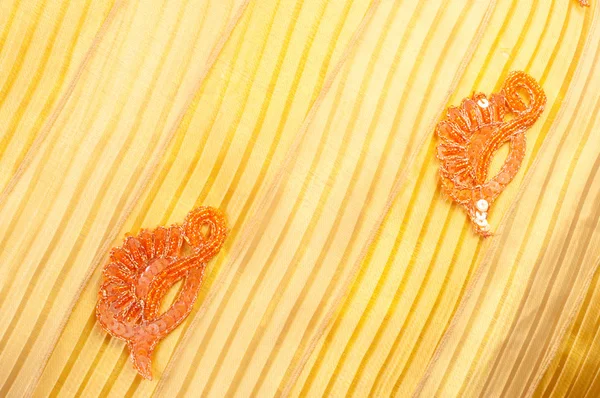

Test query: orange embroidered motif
[578,0,590,6]
[96,207,227,379]
[436,71,546,237]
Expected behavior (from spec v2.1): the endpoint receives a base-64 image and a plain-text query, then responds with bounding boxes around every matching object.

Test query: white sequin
[476,199,489,212]
[475,218,489,227]
[477,98,490,108]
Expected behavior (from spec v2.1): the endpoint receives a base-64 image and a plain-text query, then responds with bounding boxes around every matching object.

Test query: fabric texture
[0,0,598,396]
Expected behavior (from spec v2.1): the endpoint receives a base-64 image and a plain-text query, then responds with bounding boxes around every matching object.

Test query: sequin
[96,207,227,379]
[435,71,546,237]
[476,199,489,212]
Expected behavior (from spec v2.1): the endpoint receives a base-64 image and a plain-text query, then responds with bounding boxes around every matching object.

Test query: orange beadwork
[435,71,546,237]
[96,207,227,379]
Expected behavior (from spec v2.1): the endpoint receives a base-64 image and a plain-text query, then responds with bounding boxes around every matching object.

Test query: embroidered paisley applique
[96,207,227,379]
[435,71,546,237]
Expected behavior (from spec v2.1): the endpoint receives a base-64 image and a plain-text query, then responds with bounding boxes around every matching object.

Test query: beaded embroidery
[96,207,227,379]
[435,71,546,237]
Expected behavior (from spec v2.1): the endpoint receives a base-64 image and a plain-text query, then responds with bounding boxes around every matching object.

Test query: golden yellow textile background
[0,0,598,396]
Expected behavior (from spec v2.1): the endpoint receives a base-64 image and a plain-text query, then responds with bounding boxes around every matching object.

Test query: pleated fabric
[0,0,597,396]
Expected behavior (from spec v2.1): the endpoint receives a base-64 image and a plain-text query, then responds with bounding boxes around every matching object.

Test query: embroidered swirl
[96,207,227,379]
[436,71,546,237]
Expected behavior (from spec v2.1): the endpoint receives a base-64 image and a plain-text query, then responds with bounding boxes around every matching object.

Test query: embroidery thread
[96,207,227,379]
[435,71,546,237]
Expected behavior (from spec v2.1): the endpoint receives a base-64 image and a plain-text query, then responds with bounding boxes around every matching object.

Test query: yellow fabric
[0,0,598,396]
